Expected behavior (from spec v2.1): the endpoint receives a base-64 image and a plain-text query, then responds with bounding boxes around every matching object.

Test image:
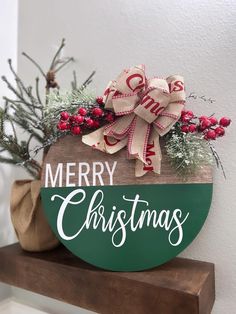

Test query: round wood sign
[41,135,213,271]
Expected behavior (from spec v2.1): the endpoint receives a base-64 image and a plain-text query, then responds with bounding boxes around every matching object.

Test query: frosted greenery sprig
[165,124,214,176]
[43,89,96,129]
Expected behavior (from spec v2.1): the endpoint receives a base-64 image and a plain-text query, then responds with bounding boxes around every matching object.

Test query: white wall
[0,0,18,301]
[8,0,236,313]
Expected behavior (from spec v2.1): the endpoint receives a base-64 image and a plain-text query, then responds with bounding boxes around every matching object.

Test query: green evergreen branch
[4,98,42,130]
[0,38,95,178]
[165,124,213,177]
[0,136,42,179]
[26,134,34,153]
[8,116,18,142]
[0,156,18,164]
[8,59,37,105]
[1,75,32,106]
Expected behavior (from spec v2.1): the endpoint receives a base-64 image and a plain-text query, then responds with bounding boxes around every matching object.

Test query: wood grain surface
[0,243,215,314]
[41,135,212,187]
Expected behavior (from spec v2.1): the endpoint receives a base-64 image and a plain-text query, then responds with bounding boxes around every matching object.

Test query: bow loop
[127,116,150,164]
[82,65,186,177]
[134,78,170,123]
[167,75,185,103]
[115,64,146,94]
[154,75,185,136]
[112,93,140,115]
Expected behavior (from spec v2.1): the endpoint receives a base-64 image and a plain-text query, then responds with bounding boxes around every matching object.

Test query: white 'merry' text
[45,161,117,187]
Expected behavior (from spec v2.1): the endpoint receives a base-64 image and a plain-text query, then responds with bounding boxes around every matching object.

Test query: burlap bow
[82,65,186,177]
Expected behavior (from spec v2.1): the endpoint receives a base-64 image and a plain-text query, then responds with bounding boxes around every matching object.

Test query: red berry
[60,111,69,121]
[57,121,68,131]
[181,115,191,123]
[205,130,216,140]
[181,111,194,123]
[199,115,208,121]
[186,110,194,118]
[189,124,197,133]
[219,117,231,127]
[96,96,104,105]
[199,125,206,131]
[78,107,87,116]
[93,120,100,128]
[204,119,212,127]
[215,126,225,137]
[69,115,75,122]
[106,113,114,123]
[92,107,103,117]
[200,118,212,130]
[181,125,189,133]
[74,115,84,124]
[71,126,81,135]
[209,116,218,125]
[86,118,94,127]
[181,110,188,116]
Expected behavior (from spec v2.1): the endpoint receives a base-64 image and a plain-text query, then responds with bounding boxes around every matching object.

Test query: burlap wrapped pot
[10,180,59,252]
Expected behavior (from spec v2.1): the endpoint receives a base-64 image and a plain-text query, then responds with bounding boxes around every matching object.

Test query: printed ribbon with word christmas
[82,65,186,177]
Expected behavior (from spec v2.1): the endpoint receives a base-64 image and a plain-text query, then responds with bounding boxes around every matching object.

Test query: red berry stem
[57,96,115,136]
[180,110,231,141]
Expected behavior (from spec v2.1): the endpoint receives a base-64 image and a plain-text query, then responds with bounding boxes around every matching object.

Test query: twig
[79,70,96,91]
[55,57,74,73]
[50,38,65,70]
[209,143,226,179]
[187,92,216,104]
[71,70,77,90]
[22,52,47,78]
[35,77,42,105]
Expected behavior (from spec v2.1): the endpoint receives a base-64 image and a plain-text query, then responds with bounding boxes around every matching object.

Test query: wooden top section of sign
[41,135,212,187]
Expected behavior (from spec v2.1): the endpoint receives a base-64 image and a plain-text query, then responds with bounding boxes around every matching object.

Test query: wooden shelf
[0,244,215,314]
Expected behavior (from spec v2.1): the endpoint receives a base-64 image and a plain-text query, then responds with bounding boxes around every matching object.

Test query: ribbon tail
[104,113,135,139]
[135,128,162,177]
[127,116,150,164]
[82,125,128,154]
[104,136,127,154]
[82,126,107,152]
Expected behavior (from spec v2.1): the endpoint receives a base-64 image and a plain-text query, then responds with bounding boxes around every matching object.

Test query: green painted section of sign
[41,183,212,271]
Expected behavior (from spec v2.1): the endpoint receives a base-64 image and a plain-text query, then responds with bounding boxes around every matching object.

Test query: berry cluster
[57,97,115,135]
[180,110,231,140]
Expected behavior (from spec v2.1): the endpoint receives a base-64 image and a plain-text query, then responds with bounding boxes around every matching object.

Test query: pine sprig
[44,89,96,128]
[165,123,214,176]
